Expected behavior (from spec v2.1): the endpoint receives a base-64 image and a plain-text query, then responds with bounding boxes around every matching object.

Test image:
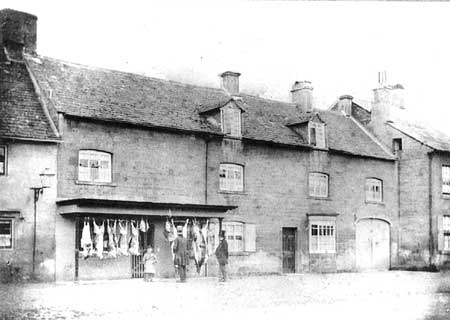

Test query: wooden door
[356,219,390,271]
[282,228,296,273]
[131,223,154,278]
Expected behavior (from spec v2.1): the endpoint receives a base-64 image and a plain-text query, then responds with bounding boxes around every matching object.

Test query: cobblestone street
[1,271,450,320]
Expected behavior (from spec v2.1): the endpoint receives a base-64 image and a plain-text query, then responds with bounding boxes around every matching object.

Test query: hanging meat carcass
[80,218,93,259]
[106,219,117,258]
[128,221,140,256]
[117,220,129,256]
[139,218,148,233]
[92,218,105,259]
[193,220,209,273]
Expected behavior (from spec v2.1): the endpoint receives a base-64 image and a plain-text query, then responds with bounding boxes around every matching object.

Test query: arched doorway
[356,218,390,270]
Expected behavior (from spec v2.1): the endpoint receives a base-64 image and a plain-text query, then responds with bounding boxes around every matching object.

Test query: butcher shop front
[56,198,236,281]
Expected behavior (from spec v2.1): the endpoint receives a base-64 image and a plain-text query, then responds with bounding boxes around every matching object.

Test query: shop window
[208,221,256,253]
[308,172,329,198]
[309,220,335,254]
[365,178,383,202]
[442,165,450,194]
[221,106,242,137]
[0,145,6,175]
[0,219,13,249]
[78,150,112,183]
[309,122,326,148]
[219,163,244,192]
[444,216,450,251]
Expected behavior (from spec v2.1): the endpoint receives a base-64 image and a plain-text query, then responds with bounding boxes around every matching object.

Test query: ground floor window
[208,221,256,253]
[308,216,336,254]
[444,216,450,251]
[0,219,13,249]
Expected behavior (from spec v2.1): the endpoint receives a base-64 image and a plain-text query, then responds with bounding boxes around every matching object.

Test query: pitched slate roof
[25,55,394,159]
[0,61,59,140]
[389,120,450,152]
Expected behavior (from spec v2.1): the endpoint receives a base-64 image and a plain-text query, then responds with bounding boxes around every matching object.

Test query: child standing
[143,247,157,282]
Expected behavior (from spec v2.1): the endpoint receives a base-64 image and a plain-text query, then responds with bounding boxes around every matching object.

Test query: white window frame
[308,122,326,148]
[219,163,244,192]
[0,218,13,250]
[0,145,7,176]
[444,216,450,251]
[365,178,383,202]
[224,221,244,253]
[78,150,112,183]
[309,219,336,254]
[442,165,450,194]
[308,172,329,198]
[221,106,242,137]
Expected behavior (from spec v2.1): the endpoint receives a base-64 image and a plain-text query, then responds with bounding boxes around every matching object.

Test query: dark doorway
[282,228,296,273]
[131,223,155,278]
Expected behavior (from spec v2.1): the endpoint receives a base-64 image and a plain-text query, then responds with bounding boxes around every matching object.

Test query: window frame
[392,138,403,153]
[0,145,7,176]
[219,163,244,192]
[308,172,329,198]
[442,165,450,195]
[0,218,14,250]
[308,122,326,148]
[444,216,450,251]
[223,221,245,253]
[220,106,242,137]
[308,218,336,254]
[365,178,383,203]
[78,150,113,184]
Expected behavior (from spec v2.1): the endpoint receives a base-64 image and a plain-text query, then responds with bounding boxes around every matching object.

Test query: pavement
[1,271,450,320]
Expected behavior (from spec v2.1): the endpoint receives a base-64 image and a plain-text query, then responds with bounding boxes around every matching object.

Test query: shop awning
[56,198,237,218]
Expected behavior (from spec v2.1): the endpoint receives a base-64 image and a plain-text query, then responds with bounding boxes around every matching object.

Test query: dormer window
[221,106,241,137]
[309,122,326,148]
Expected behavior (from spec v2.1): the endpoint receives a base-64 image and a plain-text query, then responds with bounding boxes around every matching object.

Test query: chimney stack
[219,71,241,96]
[372,72,405,123]
[0,9,37,59]
[291,81,313,112]
[338,95,353,116]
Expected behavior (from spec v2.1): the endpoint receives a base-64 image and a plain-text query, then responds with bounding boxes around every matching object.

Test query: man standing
[172,225,188,282]
[215,230,229,282]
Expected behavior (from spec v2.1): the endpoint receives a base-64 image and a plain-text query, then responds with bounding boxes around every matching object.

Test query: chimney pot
[219,71,241,95]
[291,80,313,112]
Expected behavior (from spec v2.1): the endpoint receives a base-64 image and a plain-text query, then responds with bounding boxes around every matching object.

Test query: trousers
[219,263,227,282]
[178,265,187,282]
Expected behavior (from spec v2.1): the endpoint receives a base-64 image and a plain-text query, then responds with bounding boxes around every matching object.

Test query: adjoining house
[1,8,402,281]
[331,78,450,270]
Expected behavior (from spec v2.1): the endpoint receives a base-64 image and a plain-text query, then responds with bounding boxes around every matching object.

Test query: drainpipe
[428,152,434,266]
[396,153,401,267]
[204,138,209,204]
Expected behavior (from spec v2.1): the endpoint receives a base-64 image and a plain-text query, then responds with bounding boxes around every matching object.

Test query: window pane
[309,221,336,253]
[366,178,382,202]
[222,108,241,137]
[0,220,12,249]
[219,164,243,192]
[443,166,450,194]
[309,173,328,197]
[78,150,112,183]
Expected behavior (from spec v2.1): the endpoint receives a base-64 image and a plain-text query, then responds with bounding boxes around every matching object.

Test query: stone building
[1,8,402,281]
[331,80,450,270]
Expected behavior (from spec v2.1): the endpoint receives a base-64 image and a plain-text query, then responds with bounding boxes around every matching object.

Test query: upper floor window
[0,145,6,175]
[0,219,13,249]
[78,150,112,183]
[221,107,241,137]
[219,163,244,192]
[392,138,402,153]
[309,122,326,148]
[309,220,336,254]
[309,172,329,198]
[365,178,383,202]
[442,165,450,194]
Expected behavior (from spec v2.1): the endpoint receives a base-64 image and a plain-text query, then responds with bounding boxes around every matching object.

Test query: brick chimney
[219,71,240,96]
[0,9,37,59]
[338,95,353,116]
[291,81,313,112]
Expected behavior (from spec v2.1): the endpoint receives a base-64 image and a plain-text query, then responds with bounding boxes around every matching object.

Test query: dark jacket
[215,239,229,265]
[172,236,188,266]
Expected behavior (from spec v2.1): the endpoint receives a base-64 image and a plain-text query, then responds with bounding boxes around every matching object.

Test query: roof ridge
[26,54,227,94]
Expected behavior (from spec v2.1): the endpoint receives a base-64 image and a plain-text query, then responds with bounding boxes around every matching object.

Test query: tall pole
[31,188,41,278]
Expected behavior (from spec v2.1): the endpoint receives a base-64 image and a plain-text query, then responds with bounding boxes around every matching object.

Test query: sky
[4,0,450,133]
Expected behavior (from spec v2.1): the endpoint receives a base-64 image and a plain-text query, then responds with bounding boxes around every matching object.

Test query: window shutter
[244,223,256,252]
[438,215,444,252]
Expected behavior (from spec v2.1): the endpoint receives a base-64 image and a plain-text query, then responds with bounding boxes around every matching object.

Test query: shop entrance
[131,224,155,278]
[282,228,296,273]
